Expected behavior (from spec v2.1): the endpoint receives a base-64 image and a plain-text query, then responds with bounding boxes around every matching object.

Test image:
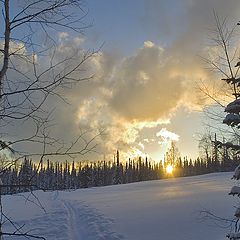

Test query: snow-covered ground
[2,172,237,240]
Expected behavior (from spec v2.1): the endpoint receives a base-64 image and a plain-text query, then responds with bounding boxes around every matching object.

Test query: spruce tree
[113,150,122,184]
[203,16,240,239]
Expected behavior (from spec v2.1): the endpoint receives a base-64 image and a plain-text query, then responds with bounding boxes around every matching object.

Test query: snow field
[2,172,236,240]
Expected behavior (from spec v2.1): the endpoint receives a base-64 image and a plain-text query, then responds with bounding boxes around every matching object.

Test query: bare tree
[198,132,213,161]
[198,11,240,141]
[165,141,179,167]
[0,0,99,238]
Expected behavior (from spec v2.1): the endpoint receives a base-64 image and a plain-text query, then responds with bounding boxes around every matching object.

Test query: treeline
[0,150,239,195]
[173,155,239,177]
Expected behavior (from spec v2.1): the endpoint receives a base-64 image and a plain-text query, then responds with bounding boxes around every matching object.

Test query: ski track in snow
[61,198,124,240]
[4,190,124,240]
[62,200,84,240]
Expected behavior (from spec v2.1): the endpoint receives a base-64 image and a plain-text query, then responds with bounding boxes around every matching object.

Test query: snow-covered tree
[202,14,240,239]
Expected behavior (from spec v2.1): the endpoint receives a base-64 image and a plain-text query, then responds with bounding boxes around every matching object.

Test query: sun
[166,165,174,174]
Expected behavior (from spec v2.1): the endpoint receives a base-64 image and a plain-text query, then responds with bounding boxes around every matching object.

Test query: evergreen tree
[202,16,240,239]
[113,150,122,184]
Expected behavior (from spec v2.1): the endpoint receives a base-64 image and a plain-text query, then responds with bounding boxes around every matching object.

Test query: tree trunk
[0,0,10,99]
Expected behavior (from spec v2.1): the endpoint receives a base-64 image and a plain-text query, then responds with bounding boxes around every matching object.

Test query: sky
[3,0,240,163]
[70,0,240,161]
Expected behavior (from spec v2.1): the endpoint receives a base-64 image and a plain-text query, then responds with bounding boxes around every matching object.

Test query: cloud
[107,40,215,123]
[44,36,228,160]
[156,128,180,142]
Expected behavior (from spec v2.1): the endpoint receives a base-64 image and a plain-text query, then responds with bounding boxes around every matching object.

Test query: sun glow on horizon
[166,165,174,174]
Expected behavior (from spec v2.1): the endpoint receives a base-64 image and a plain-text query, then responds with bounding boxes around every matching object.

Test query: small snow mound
[232,165,240,180]
[235,208,240,218]
[223,114,240,127]
[229,186,240,196]
[225,99,240,114]
[227,232,240,239]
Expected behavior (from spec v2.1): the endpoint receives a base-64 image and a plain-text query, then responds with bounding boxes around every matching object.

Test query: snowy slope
[2,172,236,240]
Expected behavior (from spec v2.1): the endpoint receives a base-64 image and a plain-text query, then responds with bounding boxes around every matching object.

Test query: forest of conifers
[0,148,239,195]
